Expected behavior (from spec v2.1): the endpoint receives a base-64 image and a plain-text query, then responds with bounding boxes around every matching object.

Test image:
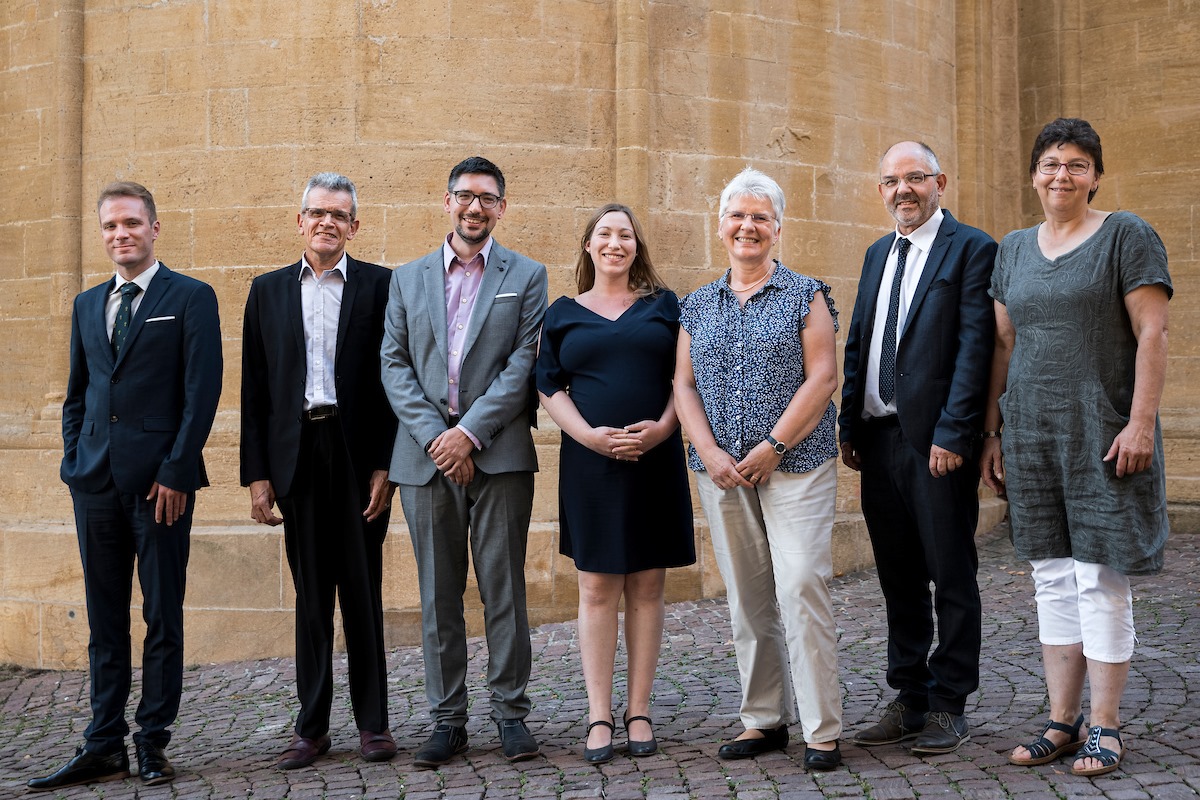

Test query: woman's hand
[1105,419,1156,477]
[734,441,784,487]
[698,445,755,490]
[583,425,640,461]
[611,419,669,459]
[979,437,1005,496]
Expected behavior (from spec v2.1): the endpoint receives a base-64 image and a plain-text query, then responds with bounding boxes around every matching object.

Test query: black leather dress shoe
[717,725,789,759]
[804,741,842,771]
[27,746,130,792]
[911,711,970,754]
[135,742,176,785]
[413,724,468,768]
[498,718,541,762]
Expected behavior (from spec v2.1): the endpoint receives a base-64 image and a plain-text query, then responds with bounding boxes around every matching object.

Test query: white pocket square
[494,292,518,299]
[145,316,176,322]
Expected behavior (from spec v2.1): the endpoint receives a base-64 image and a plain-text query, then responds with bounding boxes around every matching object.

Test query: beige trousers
[696,459,842,744]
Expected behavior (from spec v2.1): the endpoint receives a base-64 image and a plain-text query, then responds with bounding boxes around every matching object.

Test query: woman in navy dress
[536,203,694,763]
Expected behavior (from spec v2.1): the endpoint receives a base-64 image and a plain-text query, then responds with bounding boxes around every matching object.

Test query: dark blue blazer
[61,264,224,495]
[239,255,397,497]
[839,210,997,459]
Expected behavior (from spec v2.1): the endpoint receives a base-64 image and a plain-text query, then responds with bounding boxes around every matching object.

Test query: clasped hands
[429,427,476,486]
[586,419,667,463]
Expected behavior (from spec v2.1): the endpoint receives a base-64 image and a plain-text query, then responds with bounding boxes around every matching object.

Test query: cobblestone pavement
[2,522,1197,799]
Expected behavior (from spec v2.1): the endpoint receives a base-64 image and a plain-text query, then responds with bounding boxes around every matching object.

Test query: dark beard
[455,223,490,245]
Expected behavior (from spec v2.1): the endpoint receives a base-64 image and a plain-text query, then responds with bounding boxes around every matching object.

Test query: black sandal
[623,712,658,756]
[583,719,615,764]
[1071,725,1124,777]
[1008,713,1084,766]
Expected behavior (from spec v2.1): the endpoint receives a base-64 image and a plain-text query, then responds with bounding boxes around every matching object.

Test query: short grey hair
[878,141,941,176]
[718,167,785,233]
[301,172,358,219]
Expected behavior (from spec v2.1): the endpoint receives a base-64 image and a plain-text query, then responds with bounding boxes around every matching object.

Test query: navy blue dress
[535,291,695,574]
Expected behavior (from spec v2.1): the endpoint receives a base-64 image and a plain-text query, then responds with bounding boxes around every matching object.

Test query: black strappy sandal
[1071,725,1124,777]
[1008,713,1085,766]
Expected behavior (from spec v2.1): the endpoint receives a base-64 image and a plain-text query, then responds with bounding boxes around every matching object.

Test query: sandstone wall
[6,0,1190,668]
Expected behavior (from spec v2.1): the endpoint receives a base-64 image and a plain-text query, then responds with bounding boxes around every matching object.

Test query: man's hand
[363,469,395,522]
[428,428,475,473]
[928,445,964,478]
[249,479,284,526]
[840,441,861,471]
[980,438,1006,497]
[445,454,475,487]
[148,482,189,526]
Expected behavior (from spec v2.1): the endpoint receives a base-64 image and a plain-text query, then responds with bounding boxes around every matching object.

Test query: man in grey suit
[381,156,548,767]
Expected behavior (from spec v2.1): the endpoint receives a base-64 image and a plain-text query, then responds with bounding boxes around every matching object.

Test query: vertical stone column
[33,0,85,435]
[615,0,650,215]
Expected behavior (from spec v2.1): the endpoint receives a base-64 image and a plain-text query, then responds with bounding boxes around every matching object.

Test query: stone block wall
[1,0,1192,668]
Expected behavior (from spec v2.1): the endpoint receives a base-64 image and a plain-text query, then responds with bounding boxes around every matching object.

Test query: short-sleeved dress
[535,291,695,574]
[991,211,1173,575]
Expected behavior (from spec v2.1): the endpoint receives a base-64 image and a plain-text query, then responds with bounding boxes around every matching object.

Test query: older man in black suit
[30,182,223,792]
[241,172,398,769]
[840,141,996,755]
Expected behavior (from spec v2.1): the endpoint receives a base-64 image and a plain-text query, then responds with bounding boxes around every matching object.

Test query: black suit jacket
[61,264,223,494]
[240,255,397,496]
[840,210,997,459]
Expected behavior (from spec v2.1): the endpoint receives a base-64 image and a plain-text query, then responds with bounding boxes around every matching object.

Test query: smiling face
[1033,141,1101,217]
[445,172,506,248]
[719,194,778,267]
[99,195,160,279]
[298,187,358,268]
[584,210,637,283]
[878,142,946,235]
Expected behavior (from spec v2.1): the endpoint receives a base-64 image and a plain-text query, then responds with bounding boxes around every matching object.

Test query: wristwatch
[766,434,788,455]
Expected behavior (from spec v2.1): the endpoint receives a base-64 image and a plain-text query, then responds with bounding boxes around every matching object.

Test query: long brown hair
[574,203,670,297]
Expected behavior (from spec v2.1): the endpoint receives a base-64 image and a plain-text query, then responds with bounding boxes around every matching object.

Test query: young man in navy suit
[840,142,996,756]
[30,182,223,791]
[240,173,398,769]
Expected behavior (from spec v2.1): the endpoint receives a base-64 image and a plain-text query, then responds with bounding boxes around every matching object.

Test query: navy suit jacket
[61,264,223,495]
[839,210,997,459]
[239,255,398,497]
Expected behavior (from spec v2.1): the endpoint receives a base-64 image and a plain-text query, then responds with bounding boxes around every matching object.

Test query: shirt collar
[112,260,160,295]
[442,233,493,273]
[298,251,348,281]
[894,207,944,253]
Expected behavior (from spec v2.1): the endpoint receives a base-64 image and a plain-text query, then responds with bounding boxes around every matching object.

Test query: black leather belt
[303,405,338,422]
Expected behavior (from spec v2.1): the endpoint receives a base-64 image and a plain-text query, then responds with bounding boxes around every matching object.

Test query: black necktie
[878,237,911,405]
[111,283,141,358]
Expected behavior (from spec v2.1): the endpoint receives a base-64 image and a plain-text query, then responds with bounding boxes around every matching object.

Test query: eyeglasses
[302,207,354,224]
[879,172,939,189]
[1037,159,1091,176]
[451,190,502,209]
[724,211,775,225]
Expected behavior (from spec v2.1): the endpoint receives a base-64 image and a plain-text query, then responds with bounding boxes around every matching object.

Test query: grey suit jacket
[381,239,548,485]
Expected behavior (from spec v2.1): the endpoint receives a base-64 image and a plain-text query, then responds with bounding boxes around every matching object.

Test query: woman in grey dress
[980,118,1172,777]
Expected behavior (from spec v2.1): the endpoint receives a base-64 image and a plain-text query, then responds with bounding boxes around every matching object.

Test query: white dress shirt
[105,261,161,340]
[299,253,347,411]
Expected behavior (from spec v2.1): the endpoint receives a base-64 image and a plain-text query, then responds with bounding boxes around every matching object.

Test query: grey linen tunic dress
[991,211,1172,575]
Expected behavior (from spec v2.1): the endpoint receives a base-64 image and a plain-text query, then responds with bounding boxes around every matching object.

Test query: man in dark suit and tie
[30,182,223,792]
[839,142,996,755]
[240,173,398,769]
[381,156,548,767]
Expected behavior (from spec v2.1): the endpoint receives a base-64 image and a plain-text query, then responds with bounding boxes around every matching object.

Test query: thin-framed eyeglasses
[302,207,354,224]
[451,190,502,209]
[724,211,775,225]
[879,172,939,189]
[1037,159,1091,176]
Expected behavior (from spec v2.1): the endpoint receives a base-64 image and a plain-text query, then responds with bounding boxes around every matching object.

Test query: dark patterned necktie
[878,237,911,405]
[111,282,141,358]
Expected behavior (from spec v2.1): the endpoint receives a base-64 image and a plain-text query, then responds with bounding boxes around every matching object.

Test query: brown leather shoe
[275,735,331,770]
[359,730,398,762]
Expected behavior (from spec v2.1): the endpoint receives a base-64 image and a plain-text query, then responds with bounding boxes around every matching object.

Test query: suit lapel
[89,278,118,368]
[857,246,889,358]
[423,253,449,364]
[335,256,360,365]
[463,242,508,359]
[901,213,955,340]
[286,261,305,365]
[114,264,170,370]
